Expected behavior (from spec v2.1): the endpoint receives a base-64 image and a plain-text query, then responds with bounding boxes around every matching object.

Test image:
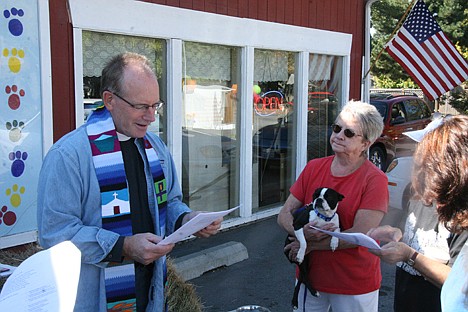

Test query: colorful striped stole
[86,106,168,310]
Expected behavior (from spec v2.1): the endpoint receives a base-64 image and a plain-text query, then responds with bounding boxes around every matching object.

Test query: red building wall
[49,0,366,141]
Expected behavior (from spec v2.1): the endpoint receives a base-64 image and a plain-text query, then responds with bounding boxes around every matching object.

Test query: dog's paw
[295,254,304,264]
[330,237,339,252]
[296,249,305,264]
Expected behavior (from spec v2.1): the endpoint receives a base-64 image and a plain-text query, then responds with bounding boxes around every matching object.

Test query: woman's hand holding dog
[284,221,338,261]
[284,236,300,262]
[305,220,338,241]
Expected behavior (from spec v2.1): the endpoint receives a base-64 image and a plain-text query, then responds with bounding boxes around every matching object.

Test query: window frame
[68,0,352,222]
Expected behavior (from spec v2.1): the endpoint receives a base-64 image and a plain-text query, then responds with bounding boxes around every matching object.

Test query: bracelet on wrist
[406,251,419,267]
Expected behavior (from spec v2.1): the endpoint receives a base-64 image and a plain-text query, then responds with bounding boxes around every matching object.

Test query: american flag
[385,0,468,101]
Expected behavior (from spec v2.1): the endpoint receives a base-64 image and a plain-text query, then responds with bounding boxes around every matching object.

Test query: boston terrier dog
[284,187,344,309]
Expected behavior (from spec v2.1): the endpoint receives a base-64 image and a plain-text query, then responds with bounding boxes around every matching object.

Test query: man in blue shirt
[37,52,221,311]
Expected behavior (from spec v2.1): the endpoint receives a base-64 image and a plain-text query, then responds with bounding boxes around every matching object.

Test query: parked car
[386,156,413,211]
[369,93,432,171]
[384,156,414,229]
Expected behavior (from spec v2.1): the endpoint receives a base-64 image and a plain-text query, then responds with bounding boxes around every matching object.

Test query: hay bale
[166,258,203,312]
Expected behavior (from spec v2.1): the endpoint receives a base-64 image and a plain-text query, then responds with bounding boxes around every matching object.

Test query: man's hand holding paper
[182,211,223,238]
[159,206,238,245]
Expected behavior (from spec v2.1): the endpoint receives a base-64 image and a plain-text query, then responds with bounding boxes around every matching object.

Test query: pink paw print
[5,85,25,110]
[0,206,16,226]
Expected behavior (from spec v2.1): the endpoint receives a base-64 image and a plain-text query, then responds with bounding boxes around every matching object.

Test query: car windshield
[369,101,388,120]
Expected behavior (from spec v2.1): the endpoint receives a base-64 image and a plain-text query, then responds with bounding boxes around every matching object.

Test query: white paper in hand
[0,241,81,312]
[310,226,381,250]
[159,206,239,245]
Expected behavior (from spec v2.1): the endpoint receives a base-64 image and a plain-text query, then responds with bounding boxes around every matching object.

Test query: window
[252,49,296,212]
[307,54,343,161]
[82,31,168,141]
[181,42,240,216]
[405,99,431,121]
[70,0,352,222]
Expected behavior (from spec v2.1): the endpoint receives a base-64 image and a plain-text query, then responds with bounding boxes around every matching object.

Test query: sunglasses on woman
[331,124,362,138]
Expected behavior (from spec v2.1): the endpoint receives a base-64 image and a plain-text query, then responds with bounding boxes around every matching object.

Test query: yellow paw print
[3,48,25,73]
[6,184,25,208]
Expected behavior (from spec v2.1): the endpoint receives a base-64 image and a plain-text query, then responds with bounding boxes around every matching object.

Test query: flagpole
[363,0,417,80]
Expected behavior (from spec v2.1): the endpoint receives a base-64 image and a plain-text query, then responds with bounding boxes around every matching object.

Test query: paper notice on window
[0,241,81,311]
[310,226,381,250]
[159,206,239,245]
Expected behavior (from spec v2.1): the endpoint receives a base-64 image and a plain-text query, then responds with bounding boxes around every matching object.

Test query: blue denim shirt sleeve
[37,126,120,264]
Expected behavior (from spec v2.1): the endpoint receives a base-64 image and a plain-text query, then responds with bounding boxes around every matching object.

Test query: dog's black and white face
[312,187,344,217]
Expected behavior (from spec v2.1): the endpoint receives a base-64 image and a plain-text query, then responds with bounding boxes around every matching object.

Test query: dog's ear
[329,188,345,202]
[313,188,323,199]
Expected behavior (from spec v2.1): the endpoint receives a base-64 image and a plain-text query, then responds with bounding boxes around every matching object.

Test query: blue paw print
[9,150,28,177]
[4,8,24,36]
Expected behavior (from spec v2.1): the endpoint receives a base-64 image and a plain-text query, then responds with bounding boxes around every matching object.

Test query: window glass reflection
[182,42,240,217]
[307,54,342,161]
[82,31,167,141]
[252,49,296,212]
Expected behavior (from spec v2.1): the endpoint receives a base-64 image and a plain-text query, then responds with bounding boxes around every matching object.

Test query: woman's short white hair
[338,100,384,144]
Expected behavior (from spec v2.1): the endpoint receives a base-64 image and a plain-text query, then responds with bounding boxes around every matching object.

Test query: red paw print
[5,85,25,110]
[0,206,16,226]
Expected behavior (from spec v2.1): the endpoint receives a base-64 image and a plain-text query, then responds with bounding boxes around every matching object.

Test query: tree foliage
[370,0,468,90]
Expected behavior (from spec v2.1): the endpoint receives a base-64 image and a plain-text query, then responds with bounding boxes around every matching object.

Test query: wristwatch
[407,251,419,266]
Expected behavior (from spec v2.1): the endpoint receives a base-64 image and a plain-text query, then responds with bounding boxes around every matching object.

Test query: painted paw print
[3,48,25,73]
[6,120,25,142]
[9,150,28,177]
[5,85,25,110]
[0,206,16,226]
[6,184,25,208]
[3,8,24,36]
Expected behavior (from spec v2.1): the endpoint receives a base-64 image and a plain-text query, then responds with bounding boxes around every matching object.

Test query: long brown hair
[412,115,468,232]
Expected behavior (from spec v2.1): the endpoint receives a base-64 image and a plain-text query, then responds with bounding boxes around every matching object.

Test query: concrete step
[172,241,248,281]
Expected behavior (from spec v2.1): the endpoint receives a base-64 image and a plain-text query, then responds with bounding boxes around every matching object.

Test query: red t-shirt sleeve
[358,163,389,213]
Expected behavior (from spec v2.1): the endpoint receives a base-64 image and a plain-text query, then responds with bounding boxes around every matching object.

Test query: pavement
[171,214,399,312]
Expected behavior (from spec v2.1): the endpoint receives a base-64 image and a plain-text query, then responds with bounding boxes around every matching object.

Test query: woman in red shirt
[278,100,388,312]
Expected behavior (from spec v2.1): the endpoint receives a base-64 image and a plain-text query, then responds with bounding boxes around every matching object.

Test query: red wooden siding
[49,0,366,141]
[49,0,76,142]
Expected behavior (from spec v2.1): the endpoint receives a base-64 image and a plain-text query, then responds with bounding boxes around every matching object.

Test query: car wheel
[369,146,386,171]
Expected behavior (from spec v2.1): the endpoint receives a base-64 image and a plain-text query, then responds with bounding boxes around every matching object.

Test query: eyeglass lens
[113,91,163,111]
[332,124,356,138]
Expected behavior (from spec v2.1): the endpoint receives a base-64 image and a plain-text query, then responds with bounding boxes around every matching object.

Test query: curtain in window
[309,54,333,81]
[82,32,161,77]
[254,50,288,82]
[184,42,232,81]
